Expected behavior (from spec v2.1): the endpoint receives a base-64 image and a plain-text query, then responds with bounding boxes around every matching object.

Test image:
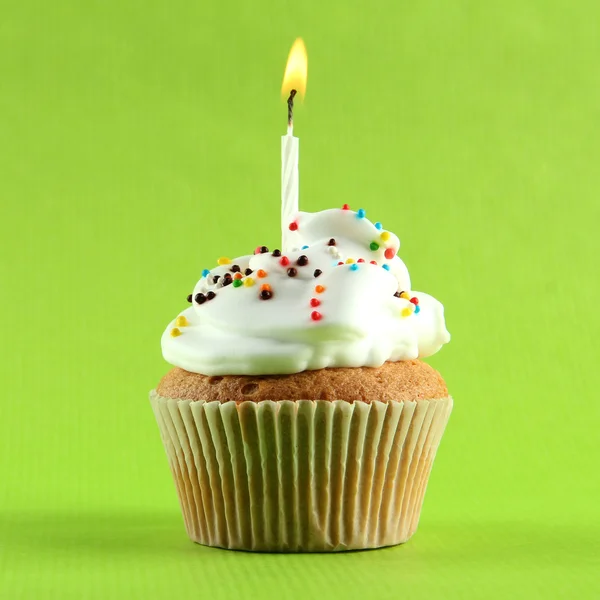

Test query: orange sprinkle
[260,283,272,292]
[257,269,267,278]
[315,285,326,294]
[233,273,243,280]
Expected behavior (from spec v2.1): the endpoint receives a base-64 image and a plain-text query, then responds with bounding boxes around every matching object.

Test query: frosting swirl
[162,207,450,375]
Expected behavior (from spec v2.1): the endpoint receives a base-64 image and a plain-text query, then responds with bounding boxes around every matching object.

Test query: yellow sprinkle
[175,315,188,327]
[170,327,182,337]
[217,257,232,266]
[380,231,391,242]
[345,258,355,264]
[400,292,411,300]
[244,277,255,287]
[401,308,412,318]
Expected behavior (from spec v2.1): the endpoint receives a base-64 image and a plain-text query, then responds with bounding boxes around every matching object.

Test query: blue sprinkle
[202,269,210,277]
[415,305,421,314]
[349,264,359,271]
[356,208,366,219]
[302,245,309,250]
[382,264,390,271]
[375,222,383,230]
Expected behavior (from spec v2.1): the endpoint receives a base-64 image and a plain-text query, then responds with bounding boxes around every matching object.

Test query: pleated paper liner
[150,392,453,552]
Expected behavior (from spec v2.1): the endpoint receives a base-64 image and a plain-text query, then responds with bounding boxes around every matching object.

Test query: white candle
[281,119,299,251]
[280,38,307,252]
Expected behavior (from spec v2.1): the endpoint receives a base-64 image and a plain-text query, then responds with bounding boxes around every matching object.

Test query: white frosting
[162,208,450,375]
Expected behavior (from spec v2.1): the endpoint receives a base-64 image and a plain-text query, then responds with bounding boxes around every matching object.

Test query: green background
[1,0,598,598]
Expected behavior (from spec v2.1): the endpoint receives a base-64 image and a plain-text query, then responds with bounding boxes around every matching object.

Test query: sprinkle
[337,261,344,266]
[175,315,188,327]
[272,249,282,257]
[349,264,359,271]
[310,298,321,307]
[206,291,216,300]
[394,292,401,298]
[257,269,267,278]
[302,245,309,250]
[222,275,232,286]
[233,279,243,288]
[382,264,390,271]
[356,208,366,219]
[297,255,309,266]
[400,292,410,300]
[260,283,272,292]
[313,269,322,278]
[384,248,395,260]
[259,290,273,300]
[202,269,210,277]
[357,258,365,263]
[328,238,336,246]
[259,246,269,254]
[380,232,391,242]
[170,327,182,337]
[346,258,355,264]
[233,275,243,282]
[217,257,231,265]
[187,294,193,303]
[342,203,350,210]
[315,285,326,294]
[194,293,206,304]
[328,246,338,255]
[370,242,379,251]
[375,222,383,230]
[287,267,298,277]
[280,256,290,266]
[289,221,298,231]
[244,277,255,287]
[415,305,421,314]
[254,246,262,254]
[401,307,412,318]
[244,268,253,276]
[230,264,241,273]
[213,275,220,284]
[370,260,378,265]
[311,311,323,321]
[410,297,419,305]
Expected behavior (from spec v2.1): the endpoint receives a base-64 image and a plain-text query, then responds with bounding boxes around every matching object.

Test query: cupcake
[150,206,451,551]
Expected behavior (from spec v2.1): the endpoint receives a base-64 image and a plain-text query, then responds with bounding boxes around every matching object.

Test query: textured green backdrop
[1,0,598,598]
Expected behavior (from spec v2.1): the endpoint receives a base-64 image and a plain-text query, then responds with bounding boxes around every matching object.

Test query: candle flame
[281,38,307,100]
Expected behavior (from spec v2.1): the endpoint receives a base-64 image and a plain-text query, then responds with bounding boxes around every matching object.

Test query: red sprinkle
[370,260,378,265]
[357,258,365,263]
[310,298,321,307]
[254,246,262,255]
[280,256,290,267]
[311,311,322,321]
[337,261,344,266]
[410,297,419,305]
[384,248,395,260]
[342,204,350,210]
[289,221,298,231]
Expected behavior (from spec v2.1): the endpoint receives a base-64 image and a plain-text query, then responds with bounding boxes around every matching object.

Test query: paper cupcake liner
[150,393,453,552]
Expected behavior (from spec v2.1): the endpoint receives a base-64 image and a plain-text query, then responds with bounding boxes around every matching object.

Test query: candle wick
[287,89,297,130]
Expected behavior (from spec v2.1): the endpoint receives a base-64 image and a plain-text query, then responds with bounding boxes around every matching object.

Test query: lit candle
[281,38,307,251]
